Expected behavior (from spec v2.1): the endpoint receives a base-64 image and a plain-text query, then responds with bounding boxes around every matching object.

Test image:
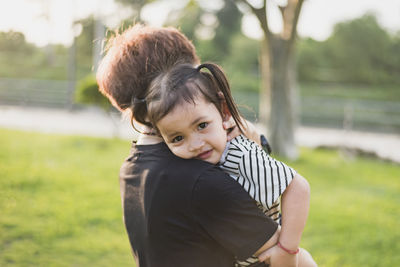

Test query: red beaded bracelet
[277,241,300,255]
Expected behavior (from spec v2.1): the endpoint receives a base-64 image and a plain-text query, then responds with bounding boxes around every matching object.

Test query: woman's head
[145,63,244,164]
[96,24,199,127]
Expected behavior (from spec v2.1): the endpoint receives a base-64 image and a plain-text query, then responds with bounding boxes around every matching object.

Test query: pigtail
[129,94,155,134]
[197,63,244,133]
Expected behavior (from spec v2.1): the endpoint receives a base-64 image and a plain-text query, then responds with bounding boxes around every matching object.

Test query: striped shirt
[219,135,296,267]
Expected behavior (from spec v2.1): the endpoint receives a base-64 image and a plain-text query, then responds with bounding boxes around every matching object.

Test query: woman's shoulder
[120,141,225,179]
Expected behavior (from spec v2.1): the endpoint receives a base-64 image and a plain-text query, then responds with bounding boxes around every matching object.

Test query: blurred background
[0,0,399,158]
[0,0,399,266]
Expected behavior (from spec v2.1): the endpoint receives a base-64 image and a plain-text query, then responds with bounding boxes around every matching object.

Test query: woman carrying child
[97,24,316,266]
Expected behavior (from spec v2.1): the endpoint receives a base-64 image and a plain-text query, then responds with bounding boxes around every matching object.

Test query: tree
[326,14,395,84]
[237,0,304,159]
[213,0,243,59]
[75,75,121,137]
[296,37,326,82]
[166,0,203,42]
[0,30,69,79]
[296,13,400,85]
[75,75,111,111]
[0,31,34,53]
[165,0,243,62]
[104,0,304,158]
[115,0,148,21]
[73,16,96,79]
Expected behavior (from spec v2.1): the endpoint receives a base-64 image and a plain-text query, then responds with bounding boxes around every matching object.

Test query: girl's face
[157,96,229,164]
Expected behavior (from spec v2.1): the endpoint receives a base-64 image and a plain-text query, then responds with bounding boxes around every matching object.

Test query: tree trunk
[260,35,298,159]
[258,38,271,133]
[93,19,105,73]
[240,0,304,159]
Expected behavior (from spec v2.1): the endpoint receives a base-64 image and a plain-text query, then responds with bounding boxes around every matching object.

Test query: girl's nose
[189,137,204,151]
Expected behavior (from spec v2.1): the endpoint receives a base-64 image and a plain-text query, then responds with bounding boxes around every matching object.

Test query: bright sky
[0,0,399,46]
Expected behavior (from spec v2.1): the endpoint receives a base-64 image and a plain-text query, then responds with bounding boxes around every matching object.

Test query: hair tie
[132,97,146,104]
[196,64,205,72]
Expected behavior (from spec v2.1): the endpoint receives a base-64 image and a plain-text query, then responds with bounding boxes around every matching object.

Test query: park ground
[0,106,399,266]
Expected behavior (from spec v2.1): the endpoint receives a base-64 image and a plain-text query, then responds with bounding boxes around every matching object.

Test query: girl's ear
[217,91,231,121]
[221,99,232,122]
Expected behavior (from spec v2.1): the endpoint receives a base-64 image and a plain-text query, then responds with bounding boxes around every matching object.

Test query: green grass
[1,128,399,266]
[288,149,400,266]
[0,129,133,266]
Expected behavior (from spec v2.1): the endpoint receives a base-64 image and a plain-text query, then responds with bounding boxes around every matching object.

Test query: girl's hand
[258,245,298,267]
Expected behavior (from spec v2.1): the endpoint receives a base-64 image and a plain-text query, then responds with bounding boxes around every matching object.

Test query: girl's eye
[172,136,183,143]
[198,122,208,130]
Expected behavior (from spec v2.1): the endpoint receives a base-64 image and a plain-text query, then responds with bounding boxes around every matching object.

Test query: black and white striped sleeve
[238,144,296,210]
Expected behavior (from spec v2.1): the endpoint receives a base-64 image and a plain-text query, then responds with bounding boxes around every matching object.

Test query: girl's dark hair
[145,62,244,133]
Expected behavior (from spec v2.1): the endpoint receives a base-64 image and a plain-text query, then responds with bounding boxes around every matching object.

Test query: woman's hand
[223,117,263,145]
[241,120,262,146]
[223,116,241,141]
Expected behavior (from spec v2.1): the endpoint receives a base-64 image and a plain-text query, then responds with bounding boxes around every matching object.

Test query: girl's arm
[258,174,311,266]
[279,173,310,252]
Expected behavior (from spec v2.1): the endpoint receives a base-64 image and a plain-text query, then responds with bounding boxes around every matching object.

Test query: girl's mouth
[197,149,213,160]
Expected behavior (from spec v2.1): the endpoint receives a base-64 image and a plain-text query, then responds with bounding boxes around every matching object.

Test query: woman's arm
[241,120,262,145]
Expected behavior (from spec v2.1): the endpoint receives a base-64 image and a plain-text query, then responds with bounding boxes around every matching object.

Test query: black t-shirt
[120,142,277,267]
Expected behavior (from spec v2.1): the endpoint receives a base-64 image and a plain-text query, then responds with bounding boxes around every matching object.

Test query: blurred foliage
[297,13,400,84]
[221,33,260,92]
[0,31,34,53]
[75,75,111,111]
[0,17,97,81]
[115,0,149,21]
[162,0,255,90]
[1,6,399,95]
[163,0,243,62]
[213,1,242,59]
[0,31,69,79]
[73,16,96,80]
[166,0,203,42]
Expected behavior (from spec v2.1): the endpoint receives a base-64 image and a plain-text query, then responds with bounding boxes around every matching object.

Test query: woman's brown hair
[96,24,199,127]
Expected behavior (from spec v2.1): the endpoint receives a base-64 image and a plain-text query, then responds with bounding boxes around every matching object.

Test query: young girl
[143,62,316,267]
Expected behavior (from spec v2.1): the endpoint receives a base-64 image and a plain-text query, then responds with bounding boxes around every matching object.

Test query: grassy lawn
[0,129,132,266]
[1,128,399,266]
[288,149,400,266]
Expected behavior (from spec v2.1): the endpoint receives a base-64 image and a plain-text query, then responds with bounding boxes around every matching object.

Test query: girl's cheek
[174,146,190,159]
